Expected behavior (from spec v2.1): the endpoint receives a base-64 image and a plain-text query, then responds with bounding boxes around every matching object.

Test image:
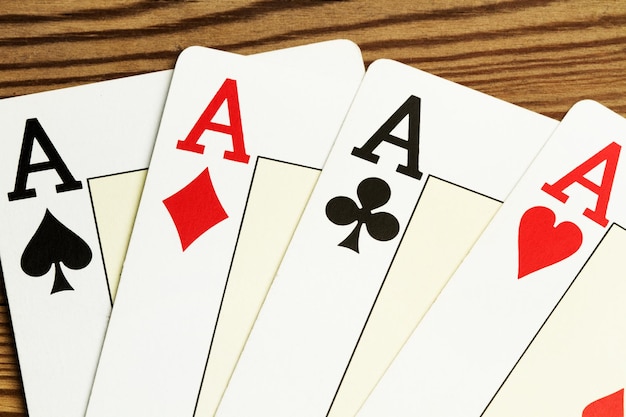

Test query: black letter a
[8,118,83,201]
[351,96,422,180]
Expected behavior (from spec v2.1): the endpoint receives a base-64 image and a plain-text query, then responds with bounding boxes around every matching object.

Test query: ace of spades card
[0,71,172,417]
[85,41,364,417]
[0,70,173,417]
[215,59,558,417]
[356,100,626,417]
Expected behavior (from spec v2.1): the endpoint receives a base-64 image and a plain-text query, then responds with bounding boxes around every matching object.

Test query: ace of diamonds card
[86,41,364,417]
[357,100,626,416]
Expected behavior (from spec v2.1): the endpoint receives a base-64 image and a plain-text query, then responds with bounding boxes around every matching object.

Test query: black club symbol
[325,177,400,253]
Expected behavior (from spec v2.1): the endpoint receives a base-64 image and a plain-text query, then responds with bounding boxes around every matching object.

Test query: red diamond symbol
[163,168,228,251]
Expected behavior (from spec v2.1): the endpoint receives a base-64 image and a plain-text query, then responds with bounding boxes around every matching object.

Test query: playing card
[481,224,626,416]
[216,59,558,417]
[0,70,172,417]
[85,40,364,417]
[356,100,626,416]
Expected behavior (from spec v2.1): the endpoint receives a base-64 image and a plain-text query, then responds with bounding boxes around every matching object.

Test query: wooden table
[0,1,624,415]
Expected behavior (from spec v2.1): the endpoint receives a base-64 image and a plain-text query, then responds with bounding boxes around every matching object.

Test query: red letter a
[541,141,621,227]
[176,78,250,164]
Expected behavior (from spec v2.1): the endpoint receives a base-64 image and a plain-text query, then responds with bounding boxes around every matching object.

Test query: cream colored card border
[88,169,147,301]
[194,157,320,416]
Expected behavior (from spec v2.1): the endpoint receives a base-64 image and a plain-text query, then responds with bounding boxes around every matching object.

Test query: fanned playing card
[85,41,364,417]
[0,69,172,417]
[216,59,558,417]
[357,100,626,417]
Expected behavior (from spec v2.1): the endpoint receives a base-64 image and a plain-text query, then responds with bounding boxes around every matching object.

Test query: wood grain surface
[0,1,625,415]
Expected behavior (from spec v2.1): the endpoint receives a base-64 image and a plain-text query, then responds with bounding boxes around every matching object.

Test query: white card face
[85,41,364,417]
[0,69,172,417]
[482,224,626,416]
[357,100,626,417]
[216,59,558,417]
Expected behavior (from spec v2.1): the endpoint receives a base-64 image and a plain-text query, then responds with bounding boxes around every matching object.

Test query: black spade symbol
[325,177,400,253]
[21,209,92,294]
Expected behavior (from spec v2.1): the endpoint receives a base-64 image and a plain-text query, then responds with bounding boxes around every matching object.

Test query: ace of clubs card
[357,100,626,417]
[216,59,559,417]
[85,41,364,417]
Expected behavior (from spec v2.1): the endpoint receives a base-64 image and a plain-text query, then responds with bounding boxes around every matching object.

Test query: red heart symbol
[582,389,624,417]
[517,206,583,279]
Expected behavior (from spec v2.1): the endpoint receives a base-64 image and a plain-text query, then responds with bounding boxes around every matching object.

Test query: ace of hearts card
[357,100,626,416]
[0,69,173,417]
[85,40,364,417]
[215,59,558,417]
